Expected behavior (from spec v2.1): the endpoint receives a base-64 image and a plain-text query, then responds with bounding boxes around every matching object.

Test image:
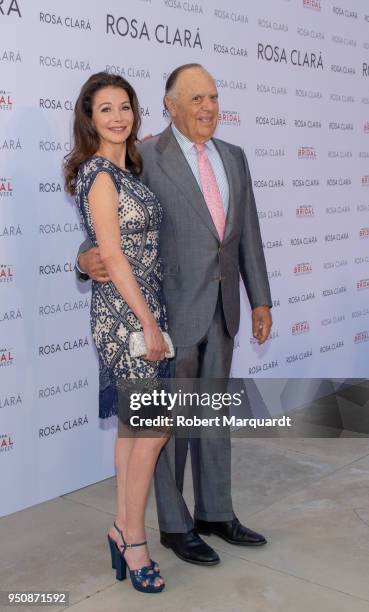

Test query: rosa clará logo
[0,307,22,323]
[38,337,89,356]
[0,393,22,409]
[333,6,357,19]
[106,65,150,79]
[290,235,318,246]
[39,415,89,438]
[292,178,319,187]
[106,14,202,48]
[39,56,91,72]
[164,1,204,15]
[0,0,21,17]
[39,141,71,153]
[257,43,323,69]
[39,12,92,31]
[321,314,345,327]
[213,43,247,57]
[214,9,248,23]
[0,224,22,238]
[0,138,21,151]
[39,181,62,193]
[39,98,74,111]
[320,339,344,354]
[39,262,74,275]
[0,49,21,63]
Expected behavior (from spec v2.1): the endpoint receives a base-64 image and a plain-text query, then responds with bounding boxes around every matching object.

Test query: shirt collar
[171,123,216,154]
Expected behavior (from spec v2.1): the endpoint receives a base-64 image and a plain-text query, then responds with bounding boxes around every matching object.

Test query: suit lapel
[156,127,220,240]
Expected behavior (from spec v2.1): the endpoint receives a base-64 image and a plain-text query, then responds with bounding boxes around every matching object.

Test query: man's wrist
[75,255,89,281]
[75,256,84,275]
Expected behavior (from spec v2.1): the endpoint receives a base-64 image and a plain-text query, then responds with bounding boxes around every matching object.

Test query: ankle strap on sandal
[113,522,147,549]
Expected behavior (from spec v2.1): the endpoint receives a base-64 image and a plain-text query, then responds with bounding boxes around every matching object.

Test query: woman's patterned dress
[75,156,169,419]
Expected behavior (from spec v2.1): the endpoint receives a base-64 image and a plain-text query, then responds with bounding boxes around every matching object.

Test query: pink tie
[195,143,226,241]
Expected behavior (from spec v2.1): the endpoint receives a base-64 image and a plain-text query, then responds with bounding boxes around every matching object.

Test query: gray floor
[1,438,369,612]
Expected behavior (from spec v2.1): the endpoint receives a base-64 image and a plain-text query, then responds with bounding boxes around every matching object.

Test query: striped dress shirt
[171,123,230,215]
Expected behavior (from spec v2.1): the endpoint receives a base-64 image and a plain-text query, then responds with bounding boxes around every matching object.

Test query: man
[77,64,272,565]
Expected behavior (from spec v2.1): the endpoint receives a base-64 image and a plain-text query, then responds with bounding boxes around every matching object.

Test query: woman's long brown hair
[64,72,142,195]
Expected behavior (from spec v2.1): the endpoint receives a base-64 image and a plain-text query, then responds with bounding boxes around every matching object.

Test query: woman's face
[91,86,134,147]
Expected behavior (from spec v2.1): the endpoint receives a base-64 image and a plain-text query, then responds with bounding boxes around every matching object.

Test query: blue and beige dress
[75,156,169,419]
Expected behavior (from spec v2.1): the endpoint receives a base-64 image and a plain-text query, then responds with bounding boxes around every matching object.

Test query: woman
[64,72,169,594]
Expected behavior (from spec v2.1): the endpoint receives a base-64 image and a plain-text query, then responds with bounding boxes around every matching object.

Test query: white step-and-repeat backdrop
[1,0,368,516]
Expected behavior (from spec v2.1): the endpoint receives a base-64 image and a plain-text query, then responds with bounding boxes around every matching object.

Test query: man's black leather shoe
[194,517,267,546]
[160,529,220,565]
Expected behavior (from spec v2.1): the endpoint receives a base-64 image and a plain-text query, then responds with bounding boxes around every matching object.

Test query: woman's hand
[142,319,170,361]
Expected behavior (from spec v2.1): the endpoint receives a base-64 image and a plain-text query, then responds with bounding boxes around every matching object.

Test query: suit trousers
[154,292,235,532]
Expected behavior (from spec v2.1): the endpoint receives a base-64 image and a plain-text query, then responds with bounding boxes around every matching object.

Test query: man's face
[165,68,219,143]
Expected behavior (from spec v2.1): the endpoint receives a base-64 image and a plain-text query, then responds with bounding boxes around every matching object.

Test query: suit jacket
[77,125,272,347]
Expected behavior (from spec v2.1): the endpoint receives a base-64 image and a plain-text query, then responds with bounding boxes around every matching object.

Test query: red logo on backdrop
[0,91,13,111]
[364,122,369,133]
[0,433,14,453]
[357,279,369,290]
[298,147,316,159]
[0,264,14,283]
[354,331,369,344]
[303,0,321,10]
[218,110,241,126]
[0,348,14,367]
[292,321,310,335]
[0,177,12,196]
[294,262,312,275]
[359,227,369,239]
[296,205,314,217]
[362,176,369,186]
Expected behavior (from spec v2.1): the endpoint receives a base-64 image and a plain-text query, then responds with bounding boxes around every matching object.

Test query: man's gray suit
[142,126,271,532]
[140,126,271,347]
[78,125,271,532]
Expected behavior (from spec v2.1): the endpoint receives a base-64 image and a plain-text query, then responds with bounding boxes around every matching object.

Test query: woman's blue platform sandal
[108,522,165,593]
[108,523,160,574]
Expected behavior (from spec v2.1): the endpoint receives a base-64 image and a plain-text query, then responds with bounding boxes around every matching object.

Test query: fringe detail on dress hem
[99,384,118,419]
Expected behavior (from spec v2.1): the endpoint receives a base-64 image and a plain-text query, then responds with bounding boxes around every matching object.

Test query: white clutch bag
[129,331,175,359]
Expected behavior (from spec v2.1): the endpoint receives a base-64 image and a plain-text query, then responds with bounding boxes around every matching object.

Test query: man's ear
[164,95,176,117]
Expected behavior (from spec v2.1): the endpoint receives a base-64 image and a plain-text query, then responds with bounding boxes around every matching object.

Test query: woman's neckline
[92,155,131,174]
